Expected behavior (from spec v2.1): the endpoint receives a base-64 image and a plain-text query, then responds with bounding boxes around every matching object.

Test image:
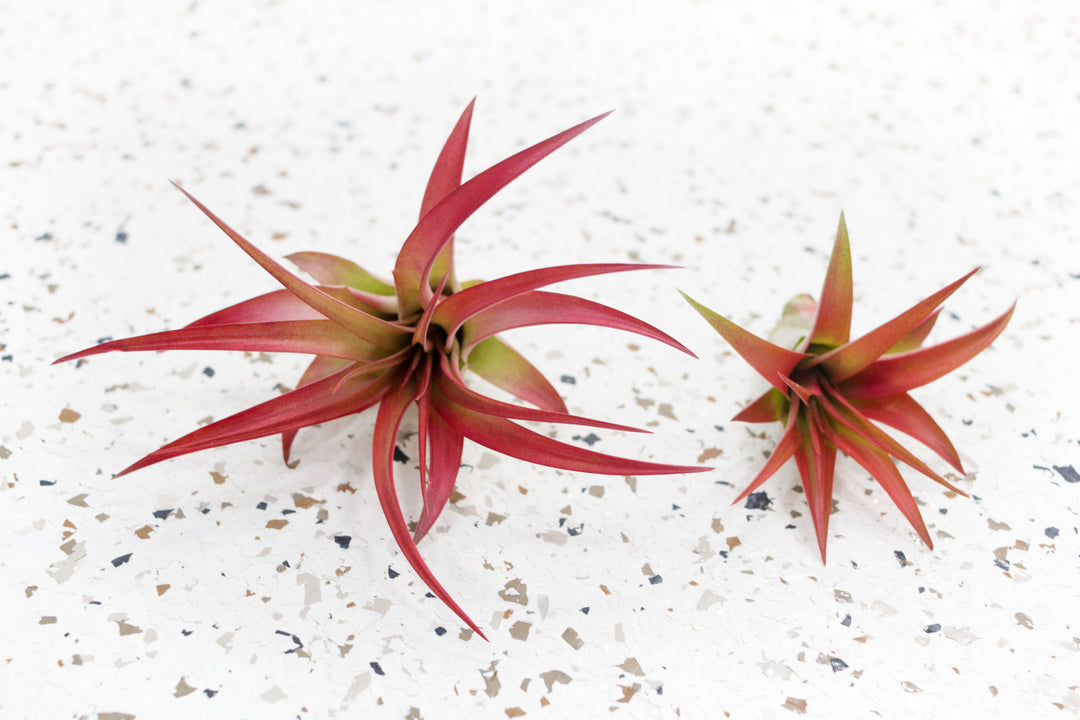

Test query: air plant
[681,213,1013,561]
[56,101,708,637]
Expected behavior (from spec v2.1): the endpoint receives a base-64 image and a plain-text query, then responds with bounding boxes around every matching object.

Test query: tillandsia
[681,213,1013,561]
[56,101,709,638]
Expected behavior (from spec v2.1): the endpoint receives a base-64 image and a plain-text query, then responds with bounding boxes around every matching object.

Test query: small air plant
[681,213,1013,561]
[56,101,707,637]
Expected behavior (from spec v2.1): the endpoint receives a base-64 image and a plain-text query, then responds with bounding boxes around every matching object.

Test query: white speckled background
[3,1,1078,718]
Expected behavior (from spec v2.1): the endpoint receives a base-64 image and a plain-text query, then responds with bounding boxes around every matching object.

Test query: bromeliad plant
[56,102,707,638]
[682,214,1013,561]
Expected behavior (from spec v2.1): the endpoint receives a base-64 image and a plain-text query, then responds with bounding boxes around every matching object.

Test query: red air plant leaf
[683,213,1014,562]
[56,101,709,638]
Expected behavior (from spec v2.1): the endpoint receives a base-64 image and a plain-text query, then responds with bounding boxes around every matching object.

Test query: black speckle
[39,479,56,486]
[718,550,728,559]
[1045,527,1060,539]
[388,566,399,579]
[567,523,584,536]
[994,558,1010,571]
[115,232,128,243]
[744,491,771,510]
[648,575,663,585]
[393,446,409,463]
[201,507,210,514]
[1053,465,1080,483]
[181,629,193,636]
[256,501,268,510]
[558,517,566,527]
[939,508,948,514]
[841,614,852,627]
[275,630,303,653]
[153,508,173,519]
[580,607,590,614]
[111,553,132,567]
[714,425,724,432]
[918,586,925,593]
[370,661,385,676]
[657,686,663,695]
[202,366,215,378]
[560,375,576,385]
[572,433,601,446]
[280,560,290,568]
[281,508,295,515]
[785,523,796,529]
[203,689,217,698]
[0,273,9,280]
[334,535,351,549]
[1,355,12,361]
[35,233,53,242]
[962,418,973,426]
[425,592,435,599]
[434,626,446,636]
[894,550,910,568]
[829,657,849,672]
[924,623,941,633]
[672,504,681,511]
[96,336,113,345]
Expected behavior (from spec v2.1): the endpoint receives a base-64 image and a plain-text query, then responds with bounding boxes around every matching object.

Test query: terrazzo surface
[2,1,1078,718]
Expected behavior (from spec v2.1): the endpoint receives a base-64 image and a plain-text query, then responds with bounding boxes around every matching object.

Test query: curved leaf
[55,320,382,365]
[432,263,675,339]
[393,112,610,315]
[840,304,1014,399]
[464,290,694,356]
[464,336,567,413]
[371,376,486,638]
[681,290,808,392]
[172,183,411,351]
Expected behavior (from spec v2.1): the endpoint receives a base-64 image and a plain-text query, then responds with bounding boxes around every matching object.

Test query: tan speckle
[498,579,528,606]
[134,525,153,539]
[39,616,57,625]
[711,518,724,534]
[58,408,81,423]
[336,482,357,494]
[539,670,571,692]
[657,403,677,420]
[561,627,584,650]
[698,447,723,463]
[480,660,501,697]
[266,519,289,530]
[834,589,853,603]
[209,471,227,485]
[116,619,142,636]
[618,657,645,676]
[617,683,640,703]
[156,584,170,596]
[1015,612,1034,629]
[67,494,89,507]
[504,709,525,718]
[901,680,922,693]
[175,677,196,697]
[509,621,531,640]
[292,493,321,509]
[987,518,1011,531]
[726,537,741,552]
[486,512,507,526]
[587,485,605,498]
[783,697,807,714]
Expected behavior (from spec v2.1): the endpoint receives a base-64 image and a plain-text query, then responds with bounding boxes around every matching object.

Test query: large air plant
[56,102,706,637]
[682,214,1013,561]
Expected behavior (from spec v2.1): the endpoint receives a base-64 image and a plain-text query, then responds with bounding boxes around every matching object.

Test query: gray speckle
[1053,465,1079,483]
[744,491,771,510]
[924,623,941,633]
[829,657,848,672]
